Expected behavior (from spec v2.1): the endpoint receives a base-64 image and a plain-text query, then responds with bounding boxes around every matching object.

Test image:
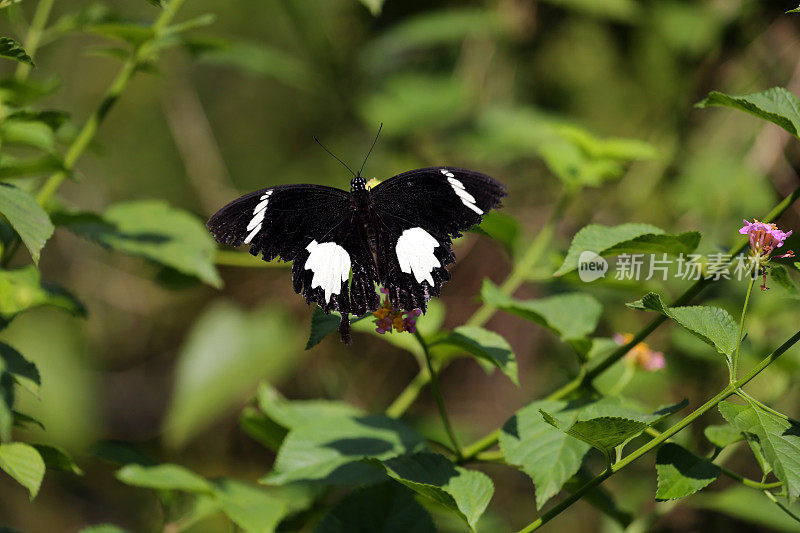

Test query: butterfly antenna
[314,136,356,178]
[358,122,383,177]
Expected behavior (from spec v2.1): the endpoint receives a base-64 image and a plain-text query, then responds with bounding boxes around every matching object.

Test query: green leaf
[255,383,361,431]
[363,8,505,69]
[315,481,436,533]
[239,407,286,451]
[12,411,45,431]
[56,201,221,288]
[306,307,368,350]
[434,326,518,385]
[628,293,738,356]
[0,183,54,263]
[79,525,129,533]
[540,399,686,457]
[554,223,700,276]
[194,41,318,91]
[32,444,82,475]
[262,412,425,486]
[0,373,13,442]
[475,212,520,255]
[771,265,800,299]
[689,486,800,532]
[704,424,744,448]
[719,401,800,498]
[212,478,287,533]
[359,0,384,16]
[0,154,64,179]
[0,37,33,66]
[0,119,55,150]
[372,452,494,531]
[90,22,155,47]
[116,463,212,493]
[499,399,591,509]
[481,281,601,340]
[0,442,45,499]
[0,266,84,325]
[0,342,40,390]
[655,443,721,500]
[162,303,303,448]
[697,88,800,139]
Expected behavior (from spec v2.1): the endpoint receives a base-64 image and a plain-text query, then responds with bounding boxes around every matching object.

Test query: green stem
[460,428,501,461]
[718,464,782,490]
[214,250,286,267]
[415,330,462,459]
[386,369,428,418]
[732,267,757,379]
[14,0,54,80]
[763,489,800,525]
[36,0,187,207]
[515,329,800,532]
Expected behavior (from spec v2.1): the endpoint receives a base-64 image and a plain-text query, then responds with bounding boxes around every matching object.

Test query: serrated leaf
[0,442,45,499]
[0,266,84,325]
[0,37,33,66]
[372,452,493,531]
[719,401,800,498]
[540,399,686,457]
[162,303,303,448]
[499,399,591,509]
[434,326,518,385]
[116,463,212,493]
[262,411,425,486]
[56,201,221,288]
[655,443,720,500]
[0,183,54,263]
[32,444,82,475]
[697,88,800,139]
[704,424,744,448]
[212,478,287,533]
[554,223,700,276]
[315,481,436,533]
[306,307,368,350]
[628,292,738,356]
[481,280,601,340]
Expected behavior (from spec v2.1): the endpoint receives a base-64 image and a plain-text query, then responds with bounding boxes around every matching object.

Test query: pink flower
[739,219,795,290]
[372,289,421,335]
[615,333,666,372]
[375,317,392,334]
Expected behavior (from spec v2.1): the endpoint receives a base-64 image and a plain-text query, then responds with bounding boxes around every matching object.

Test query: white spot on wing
[446,176,483,215]
[243,190,273,244]
[304,240,351,303]
[395,227,441,286]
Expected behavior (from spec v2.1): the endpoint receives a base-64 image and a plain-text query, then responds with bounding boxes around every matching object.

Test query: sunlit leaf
[0,266,84,325]
[0,37,33,66]
[434,326,518,385]
[655,443,720,500]
[212,478,287,533]
[704,424,743,448]
[0,183,54,263]
[55,201,222,288]
[554,223,700,276]
[628,293,738,357]
[162,302,303,448]
[315,481,436,533]
[116,463,212,493]
[371,452,494,531]
[0,442,45,499]
[697,88,800,139]
[481,280,601,340]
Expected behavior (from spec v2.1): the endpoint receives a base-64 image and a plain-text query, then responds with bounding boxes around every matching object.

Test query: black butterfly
[207,143,505,344]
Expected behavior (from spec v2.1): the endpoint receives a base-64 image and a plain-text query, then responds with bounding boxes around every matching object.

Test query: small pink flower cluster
[614,333,666,372]
[373,288,421,334]
[739,219,794,290]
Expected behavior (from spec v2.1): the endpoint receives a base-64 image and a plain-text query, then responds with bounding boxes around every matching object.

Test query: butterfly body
[208,167,506,344]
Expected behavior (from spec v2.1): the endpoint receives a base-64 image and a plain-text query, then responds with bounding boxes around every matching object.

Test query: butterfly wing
[370,167,506,311]
[207,184,379,343]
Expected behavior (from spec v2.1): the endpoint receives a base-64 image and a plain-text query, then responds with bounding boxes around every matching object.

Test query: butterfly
[207,136,506,345]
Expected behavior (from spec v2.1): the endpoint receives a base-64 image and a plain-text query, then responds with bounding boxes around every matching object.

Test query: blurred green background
[2,0,800,531]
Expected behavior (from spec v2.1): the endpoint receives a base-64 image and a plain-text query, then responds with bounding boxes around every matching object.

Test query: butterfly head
[351,176,367,191]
